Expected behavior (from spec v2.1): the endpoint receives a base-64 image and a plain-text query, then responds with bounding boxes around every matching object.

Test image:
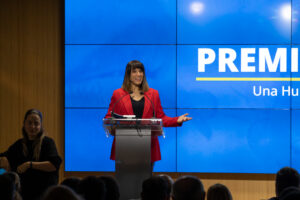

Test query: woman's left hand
[177,113,192,124]
[17,161,31,173]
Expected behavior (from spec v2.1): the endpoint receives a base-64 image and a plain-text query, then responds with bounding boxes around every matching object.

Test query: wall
[0,0,64,184]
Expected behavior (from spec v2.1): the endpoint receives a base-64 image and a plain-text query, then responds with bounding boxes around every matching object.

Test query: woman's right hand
[17,161,31,173]
[0,157,11,171]
[177,113,192,124]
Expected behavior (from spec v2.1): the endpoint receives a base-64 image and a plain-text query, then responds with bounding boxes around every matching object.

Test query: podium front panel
[115,128,152,200]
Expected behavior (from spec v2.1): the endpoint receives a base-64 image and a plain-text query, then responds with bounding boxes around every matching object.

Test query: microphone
[141,92,156,118]
[111,92,135,119]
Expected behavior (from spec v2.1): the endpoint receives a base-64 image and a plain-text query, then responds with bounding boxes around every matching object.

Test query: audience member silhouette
[172,176,205,200]
[98,176,120,200]
[279,186,300,200]
[207,183,232,200]
[0,174,15,200]
[141,176,169,200]
[268,167,300,200]
[41,185,82,200]
[3,172,22,200]
[78,176,106,200]
[61,177,81,194]
[159,174,174,198]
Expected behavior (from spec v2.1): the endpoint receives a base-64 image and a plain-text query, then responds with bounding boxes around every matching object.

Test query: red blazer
[105,88,180,162]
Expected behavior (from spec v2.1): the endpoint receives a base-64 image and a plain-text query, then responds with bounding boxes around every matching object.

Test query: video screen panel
[65,109,115,171]
[66,45,176,108]
[154,109,177,172]
[178,0,291,44]
[292,0,300,44]
[65,0,176,44]
[292,109,300,170]
[291,45,300,108]
[177,109,290,173]
[65,0,300,173]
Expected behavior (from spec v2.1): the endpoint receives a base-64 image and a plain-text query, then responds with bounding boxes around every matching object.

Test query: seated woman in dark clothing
[0,109,62,200]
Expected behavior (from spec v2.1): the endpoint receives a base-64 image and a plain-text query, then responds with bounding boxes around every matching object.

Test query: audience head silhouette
[98,176,120,200]
[279,186,300,200]
[0,174,15,200]
[173,176,205,200]
[42,185,82,200]
[141,176,170,200]
[207,183,232,200]
[61,177,81,194]
[3,172,21,192]
[275,167,300,197]
[78,176,106,200]
[159,174,174,197]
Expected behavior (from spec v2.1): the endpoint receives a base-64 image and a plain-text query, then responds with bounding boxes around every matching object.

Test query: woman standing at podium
[105,60,191,164]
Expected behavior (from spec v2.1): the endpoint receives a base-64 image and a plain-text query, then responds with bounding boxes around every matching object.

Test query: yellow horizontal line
[196,77,300,81]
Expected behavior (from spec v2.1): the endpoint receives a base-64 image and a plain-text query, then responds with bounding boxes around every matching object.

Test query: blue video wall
[65,0,300,173]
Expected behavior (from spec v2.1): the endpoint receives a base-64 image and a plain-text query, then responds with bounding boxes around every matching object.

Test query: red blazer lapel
[117,89,154,118]
[121,94,134,115]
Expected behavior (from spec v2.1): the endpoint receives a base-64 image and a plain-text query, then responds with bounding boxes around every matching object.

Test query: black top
[0,136,62,200]
[131,97,145,118]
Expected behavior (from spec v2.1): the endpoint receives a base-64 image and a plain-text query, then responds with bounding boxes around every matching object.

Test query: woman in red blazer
[105,60,191,163]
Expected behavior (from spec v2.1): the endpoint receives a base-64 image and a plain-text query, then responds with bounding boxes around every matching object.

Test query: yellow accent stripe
[195,77,300,81]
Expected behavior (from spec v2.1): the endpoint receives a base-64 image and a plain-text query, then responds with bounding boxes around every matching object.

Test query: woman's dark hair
[207,183,232,200]
[22,109,45,160]
[122,60,149,92]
